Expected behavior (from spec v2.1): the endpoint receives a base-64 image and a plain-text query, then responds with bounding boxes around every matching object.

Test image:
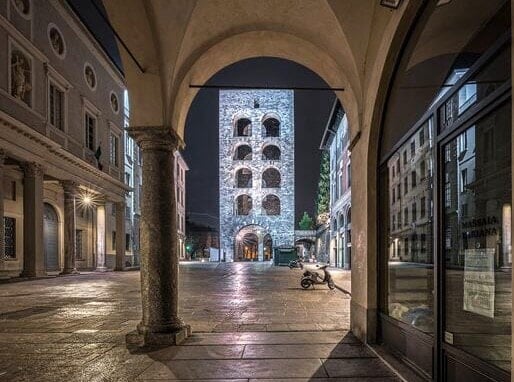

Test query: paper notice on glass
[463,248,495,318]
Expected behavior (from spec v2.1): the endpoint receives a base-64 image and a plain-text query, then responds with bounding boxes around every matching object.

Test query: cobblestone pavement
[0,262,399,381]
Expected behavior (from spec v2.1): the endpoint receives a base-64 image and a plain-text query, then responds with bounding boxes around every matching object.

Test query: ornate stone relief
[48,25,65,58]
[84,64,97,90]
[10,47,32,107]
[110,92,119,113]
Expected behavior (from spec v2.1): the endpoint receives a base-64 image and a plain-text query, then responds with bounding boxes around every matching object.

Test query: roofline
[319,98,341,150]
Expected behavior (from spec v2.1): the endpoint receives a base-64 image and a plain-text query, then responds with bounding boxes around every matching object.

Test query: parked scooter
[300,264,335,290]
[288,257,304,269]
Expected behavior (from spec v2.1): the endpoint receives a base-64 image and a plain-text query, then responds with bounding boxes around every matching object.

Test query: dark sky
[69,4,335,229]
[184,58,335,229]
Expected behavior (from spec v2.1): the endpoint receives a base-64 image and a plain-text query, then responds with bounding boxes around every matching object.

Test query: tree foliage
[316,151,330,217]
[298,211,314,230]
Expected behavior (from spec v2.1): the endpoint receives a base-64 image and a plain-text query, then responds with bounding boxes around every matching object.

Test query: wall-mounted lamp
[380,0,403,9]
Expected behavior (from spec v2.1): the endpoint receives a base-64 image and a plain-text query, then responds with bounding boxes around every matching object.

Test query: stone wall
[219,90,294,261]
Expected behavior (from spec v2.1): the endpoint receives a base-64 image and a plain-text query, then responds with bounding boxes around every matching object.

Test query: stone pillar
[257,234,264,262]
[95,201,108,271]
[0,150,5,259]
[60,181,79,275]
[126,126,190,346]
[114,200,125,271]
[21,162,45,277]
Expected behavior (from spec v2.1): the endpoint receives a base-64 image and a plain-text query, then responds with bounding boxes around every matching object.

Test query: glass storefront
[378,1,511,380]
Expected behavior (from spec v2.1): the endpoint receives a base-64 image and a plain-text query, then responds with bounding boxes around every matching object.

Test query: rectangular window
[404,177,408,195]
[419,128,425,147]
[392,187,395,204]
[125,233,130,251]
[411,171,417,188]
[460,168,467,193]
[112,231,116,250]
[125,172,131,186]
[4,217,16,259]
[420,160,426,180]
[412,202,417,222]
[403,150,407,165]
[84,112,96,151]
[49,83,64,130]
[410,140,415,157]
[421,196,426,218]
[75,230,83,260]
[347,163,351,189]
[110,133,119,167]
[392,215,396,231]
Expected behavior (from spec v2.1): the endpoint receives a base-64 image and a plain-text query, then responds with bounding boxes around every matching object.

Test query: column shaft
[96,203,107,271]
[115,200,125,271]
[21,162,45,277]
[127,126,189,345]
[0,150,5,259]
[61,181,78,274]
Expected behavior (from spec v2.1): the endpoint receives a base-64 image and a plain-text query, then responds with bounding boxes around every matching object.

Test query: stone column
[60,181,79,275]
[21,162,45,277]
[127,126,190,346]
[114,200,125,271]
[96,201,107,271]
[0,150,5,259]
[257,234,264,262]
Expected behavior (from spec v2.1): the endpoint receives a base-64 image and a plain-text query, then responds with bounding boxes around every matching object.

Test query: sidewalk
[330,268,352,295]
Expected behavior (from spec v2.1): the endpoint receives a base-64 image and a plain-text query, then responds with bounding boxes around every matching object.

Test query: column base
[95,266,109,272]
[19,270,46,278]
[59,269,80,276]
[126,324,191,348]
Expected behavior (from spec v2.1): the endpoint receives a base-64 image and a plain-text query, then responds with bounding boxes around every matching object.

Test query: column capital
[61,180,79,194]
[127,126,184,152]
[22,162,44,178]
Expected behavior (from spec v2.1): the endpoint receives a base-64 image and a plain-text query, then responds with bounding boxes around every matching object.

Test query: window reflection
[443,102,512,371]
[385,119,434,334]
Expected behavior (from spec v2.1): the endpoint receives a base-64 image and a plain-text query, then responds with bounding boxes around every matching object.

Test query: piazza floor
[0,263,399,381]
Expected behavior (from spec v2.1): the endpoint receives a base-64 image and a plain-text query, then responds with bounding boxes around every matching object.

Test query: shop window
[443,102,511,371]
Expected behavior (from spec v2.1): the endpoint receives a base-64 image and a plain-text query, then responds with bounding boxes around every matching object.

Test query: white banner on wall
[463,248,495,318]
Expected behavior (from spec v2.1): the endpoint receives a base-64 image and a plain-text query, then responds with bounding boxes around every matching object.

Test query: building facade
[0,0,129,277]
[219,89,294,262]
[175,150,188,260]
[320,101,351,269]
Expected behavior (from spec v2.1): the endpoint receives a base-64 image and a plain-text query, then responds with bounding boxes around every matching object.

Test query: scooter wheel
[301,278,312,289]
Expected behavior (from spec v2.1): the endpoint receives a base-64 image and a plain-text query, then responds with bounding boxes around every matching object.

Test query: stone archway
[234,224,272,262]
[103,0,424,346]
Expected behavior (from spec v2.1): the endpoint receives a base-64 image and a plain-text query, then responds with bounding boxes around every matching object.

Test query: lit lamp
[380,0,402,9]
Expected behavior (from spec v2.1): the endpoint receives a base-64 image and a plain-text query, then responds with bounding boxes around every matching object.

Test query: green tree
[316,151,330,216]
[298,211,314,230]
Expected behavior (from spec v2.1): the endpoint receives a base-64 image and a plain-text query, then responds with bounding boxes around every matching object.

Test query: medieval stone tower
[219,89,295,262]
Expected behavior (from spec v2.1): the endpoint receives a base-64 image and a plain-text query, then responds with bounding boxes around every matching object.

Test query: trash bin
[273,246,297,266]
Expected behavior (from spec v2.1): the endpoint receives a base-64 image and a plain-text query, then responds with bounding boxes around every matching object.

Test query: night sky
[70,3,335,230]
[184,58,335,229]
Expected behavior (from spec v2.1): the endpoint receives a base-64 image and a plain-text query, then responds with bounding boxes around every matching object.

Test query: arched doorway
[43,203,59,272]
[234,224,271,262]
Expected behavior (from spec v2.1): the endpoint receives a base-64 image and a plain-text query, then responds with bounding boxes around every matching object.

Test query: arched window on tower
[235,194,252,215]
[263,118,280,137]
[262,145,281,160]
[262,195,280,215]
[234,145,252,160]
[235,168,252,188]
[262,168,281,188]
[234,118,252,137]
